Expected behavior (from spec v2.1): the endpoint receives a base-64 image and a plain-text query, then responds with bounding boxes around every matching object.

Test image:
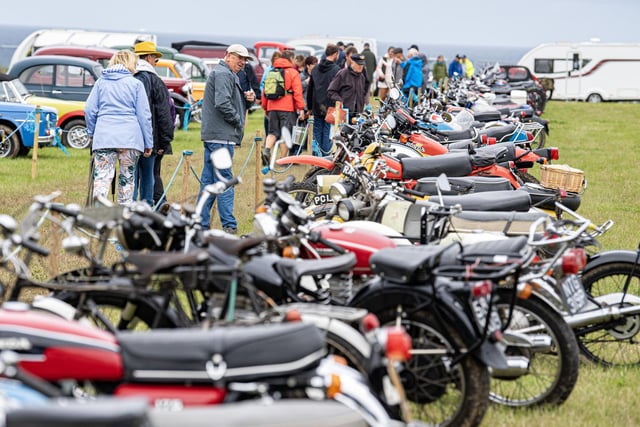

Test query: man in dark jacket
[198,44,255,233]
[327,53,371,120]
[133,41,174,208]
[361,42,377,88]
[307,44,341,155]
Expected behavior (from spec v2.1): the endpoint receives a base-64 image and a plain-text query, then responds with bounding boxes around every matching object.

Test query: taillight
[361,313,380,332]
[549,147,560,160]
[386,327,412,362]
[525,131,534,141]
[481,134,488,144]
[488,137,497,145]
[472,280,492,298]
[562,248,587,275]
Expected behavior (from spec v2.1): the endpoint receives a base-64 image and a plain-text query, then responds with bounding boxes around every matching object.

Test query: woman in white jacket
[84,50,153,206]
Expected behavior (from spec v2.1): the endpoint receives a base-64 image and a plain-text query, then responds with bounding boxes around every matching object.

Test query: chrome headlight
[252,212,278,238]
[329,181,354,203]
[182,83,192,95]
[337,198,365,222]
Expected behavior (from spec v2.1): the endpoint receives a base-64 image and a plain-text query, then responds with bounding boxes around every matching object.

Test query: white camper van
[10,29,157,68]
[517,41,640,102]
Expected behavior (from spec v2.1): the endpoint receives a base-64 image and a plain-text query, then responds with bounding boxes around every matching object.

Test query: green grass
[1,101,640,425]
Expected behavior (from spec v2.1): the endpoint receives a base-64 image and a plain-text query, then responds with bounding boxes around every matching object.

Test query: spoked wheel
[287,179,334,220]
[377,308,490,427]
[491,289,580,407]
[579,262,640,366]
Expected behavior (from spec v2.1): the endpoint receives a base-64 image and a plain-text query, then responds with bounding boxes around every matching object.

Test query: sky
[0,0,639,49]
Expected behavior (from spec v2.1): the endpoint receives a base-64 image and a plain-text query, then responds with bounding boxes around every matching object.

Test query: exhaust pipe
[565,303,640,328]
[565,293,640,329]
[490,356,530,379]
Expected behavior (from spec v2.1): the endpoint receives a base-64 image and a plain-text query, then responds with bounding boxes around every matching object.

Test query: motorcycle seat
[432,128,476,141]
[276,253,357,286]
[438,236,530,267]
[401,151,473,180]
[414,176,513,196]
[118,322,325,383]
[473,111,503,122]
[370,244,450,284]
[518,184,581,211]
[433,190,532,212]
[125,249,213,281]
[449,209,549,235]
[478,123,518,141]
[6,397,150,427]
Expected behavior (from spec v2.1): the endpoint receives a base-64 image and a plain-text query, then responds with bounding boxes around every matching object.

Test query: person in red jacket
[261,50,306,165]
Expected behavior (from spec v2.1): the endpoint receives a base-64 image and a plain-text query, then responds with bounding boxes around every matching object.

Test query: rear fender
[299,313,371,359]
[583,250,640,275]
[350,280,480,349]
[276,154,335,169]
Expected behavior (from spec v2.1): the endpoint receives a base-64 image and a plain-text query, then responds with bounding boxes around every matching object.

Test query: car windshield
[0,79,30,103]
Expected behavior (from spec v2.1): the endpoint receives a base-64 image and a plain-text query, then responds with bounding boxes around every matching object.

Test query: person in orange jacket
[261,50,306,165]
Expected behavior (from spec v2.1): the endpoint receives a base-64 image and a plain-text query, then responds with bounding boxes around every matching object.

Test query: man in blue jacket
[448,55,464,78]
[198,44,255,233]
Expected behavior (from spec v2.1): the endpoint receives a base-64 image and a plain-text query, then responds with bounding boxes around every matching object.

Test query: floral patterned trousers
[92,149,141,206]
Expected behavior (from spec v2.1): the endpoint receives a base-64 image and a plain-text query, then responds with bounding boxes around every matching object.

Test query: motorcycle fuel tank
[0,306,123,381]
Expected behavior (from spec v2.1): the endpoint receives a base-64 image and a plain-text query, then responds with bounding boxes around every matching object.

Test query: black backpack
[263,67,289,100]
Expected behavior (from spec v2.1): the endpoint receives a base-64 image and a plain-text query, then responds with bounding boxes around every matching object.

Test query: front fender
[583,249,640,275]
[276,154,335,169]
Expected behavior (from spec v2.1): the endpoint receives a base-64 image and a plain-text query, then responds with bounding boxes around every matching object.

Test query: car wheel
[586,93,603,103]
[0,124,22,159]
[62,119,90,149]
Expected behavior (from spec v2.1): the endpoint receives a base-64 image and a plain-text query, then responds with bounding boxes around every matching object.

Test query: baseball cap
[351,54,366,65]
[226,44,252,59]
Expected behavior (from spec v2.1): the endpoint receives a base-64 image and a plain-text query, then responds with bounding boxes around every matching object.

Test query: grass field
[1,100,639,425]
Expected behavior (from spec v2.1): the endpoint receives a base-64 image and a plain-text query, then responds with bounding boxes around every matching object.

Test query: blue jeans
[313,115,332,155]
[198,142,237,230]
[133,154,155,206]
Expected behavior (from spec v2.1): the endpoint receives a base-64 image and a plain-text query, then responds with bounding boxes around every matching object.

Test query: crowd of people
[85,41,475,234]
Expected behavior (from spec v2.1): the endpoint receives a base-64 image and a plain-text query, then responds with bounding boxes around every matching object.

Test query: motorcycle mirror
[211,148,232,170]
[436,173,451,193]
[389,87,401,100]
[436,173,450,206]
[385,115,397,130]
[441,112,453,123]
[0,214,17,234]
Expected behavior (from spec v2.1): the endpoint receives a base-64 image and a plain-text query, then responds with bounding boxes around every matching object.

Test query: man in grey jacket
[198,44,255,233]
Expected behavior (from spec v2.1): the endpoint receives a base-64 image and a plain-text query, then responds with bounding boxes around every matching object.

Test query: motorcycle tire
[578,262,640,367]
[376,307,490,427]
[490,288,580,407]
[287,180,335,220]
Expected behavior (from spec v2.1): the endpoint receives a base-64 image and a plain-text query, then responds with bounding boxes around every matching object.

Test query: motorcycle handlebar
[308,231,347,255]
[11,234,49,257]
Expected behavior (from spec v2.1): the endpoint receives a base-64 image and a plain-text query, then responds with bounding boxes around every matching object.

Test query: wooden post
[254,130,263,208]
[31,106,41,179]
[181,150,193,204]
[307,116,313,153]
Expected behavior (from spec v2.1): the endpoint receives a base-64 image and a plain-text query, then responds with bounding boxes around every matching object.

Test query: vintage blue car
[0,101,58,158]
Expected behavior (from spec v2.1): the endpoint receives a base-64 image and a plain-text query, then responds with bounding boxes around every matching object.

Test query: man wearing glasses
[198,44,255,234]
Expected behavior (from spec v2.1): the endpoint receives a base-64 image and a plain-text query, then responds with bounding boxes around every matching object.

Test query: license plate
[312,193,333,205]
[471,296,503,334]
[560,274,588,314]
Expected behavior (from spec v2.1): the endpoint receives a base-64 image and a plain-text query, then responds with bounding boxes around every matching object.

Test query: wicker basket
[540,164,585,193]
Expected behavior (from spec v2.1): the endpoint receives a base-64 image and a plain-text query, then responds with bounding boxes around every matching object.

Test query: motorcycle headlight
[329,182,354,203]
[337,198,364,221]
[253,212,278,238]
